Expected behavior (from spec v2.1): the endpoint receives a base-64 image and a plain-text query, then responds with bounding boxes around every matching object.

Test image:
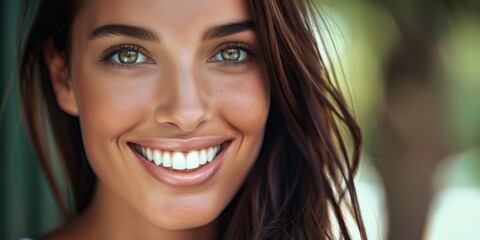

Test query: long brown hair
[20,0,367,239]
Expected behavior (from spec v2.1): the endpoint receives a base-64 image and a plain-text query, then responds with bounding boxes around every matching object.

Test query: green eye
[111,50,148,64]
[213,47,248,62]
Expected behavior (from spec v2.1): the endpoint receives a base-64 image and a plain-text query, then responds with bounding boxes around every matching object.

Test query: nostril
[153,82,211,132]
[159,116,207,132]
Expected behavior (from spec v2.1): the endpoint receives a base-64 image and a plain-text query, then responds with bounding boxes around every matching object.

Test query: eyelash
[100,41,257,69]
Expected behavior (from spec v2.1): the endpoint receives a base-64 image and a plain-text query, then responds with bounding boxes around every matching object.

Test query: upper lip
[129,136,232,152]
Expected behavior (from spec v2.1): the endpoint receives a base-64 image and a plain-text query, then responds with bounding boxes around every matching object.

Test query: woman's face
[55,0,269,231]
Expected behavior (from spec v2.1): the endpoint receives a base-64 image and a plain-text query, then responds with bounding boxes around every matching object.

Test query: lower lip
[131,142,230,188]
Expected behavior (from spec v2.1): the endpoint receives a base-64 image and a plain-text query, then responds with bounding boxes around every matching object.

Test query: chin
[146,203,221,230]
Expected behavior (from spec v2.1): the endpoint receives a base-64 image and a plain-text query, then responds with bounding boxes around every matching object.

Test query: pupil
[221,48,239,61]
[119,51,138,63]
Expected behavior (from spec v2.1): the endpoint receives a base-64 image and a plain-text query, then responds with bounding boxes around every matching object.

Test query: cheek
[213,69,270,197]
[70,64,159,183]
[218,71,270,134]
[72,68,157,139]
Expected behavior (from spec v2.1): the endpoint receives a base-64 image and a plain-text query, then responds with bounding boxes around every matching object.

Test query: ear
[44,39,79,116]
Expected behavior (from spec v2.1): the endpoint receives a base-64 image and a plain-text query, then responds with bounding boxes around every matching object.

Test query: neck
[69,182,217,240]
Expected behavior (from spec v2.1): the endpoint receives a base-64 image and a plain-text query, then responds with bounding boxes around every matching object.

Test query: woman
[20,0,367,239]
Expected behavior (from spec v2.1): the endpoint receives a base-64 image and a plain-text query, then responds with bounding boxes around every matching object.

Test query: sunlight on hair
[311,6,350,101]
[329,164,387,240]
[316,1,398,135]
[348,158,387,240]
[313,5,389,240]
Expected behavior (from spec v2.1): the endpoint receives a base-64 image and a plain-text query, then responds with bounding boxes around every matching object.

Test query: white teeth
[199,150,207,165]
[172,152,186,170]
[146,148,153,161]
[163,152,172,167]
[186,151,200,169]
[153,150,162,166]
[207,147,214,163]
[137,144,223,171]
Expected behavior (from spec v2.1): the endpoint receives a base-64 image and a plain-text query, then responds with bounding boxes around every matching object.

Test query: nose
[154,65,210,132]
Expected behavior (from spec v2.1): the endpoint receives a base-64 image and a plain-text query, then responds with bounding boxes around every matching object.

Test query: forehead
[75,0,251,40]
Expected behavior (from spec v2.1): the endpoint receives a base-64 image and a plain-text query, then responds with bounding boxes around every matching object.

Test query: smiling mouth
[130,142,226,171]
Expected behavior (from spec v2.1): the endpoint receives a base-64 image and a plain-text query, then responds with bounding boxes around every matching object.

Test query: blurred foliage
[319,0,480,180]
[442,13,480,148]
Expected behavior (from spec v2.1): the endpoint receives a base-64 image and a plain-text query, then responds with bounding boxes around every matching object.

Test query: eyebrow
[88,20,254,42]
[202,21,254,41]
[88,24,160,42]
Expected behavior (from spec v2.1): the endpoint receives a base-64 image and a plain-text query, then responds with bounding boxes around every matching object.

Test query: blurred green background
[1,1,63,239]
[1,0,480,239]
